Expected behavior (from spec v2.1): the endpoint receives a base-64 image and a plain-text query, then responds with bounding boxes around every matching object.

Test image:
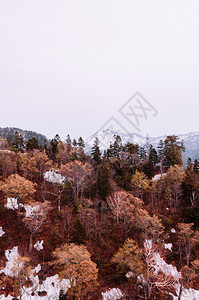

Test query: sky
[0,0,199,140]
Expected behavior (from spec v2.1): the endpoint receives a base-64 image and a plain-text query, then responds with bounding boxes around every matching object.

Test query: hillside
[0,132,199,299]
[0,127,49,146]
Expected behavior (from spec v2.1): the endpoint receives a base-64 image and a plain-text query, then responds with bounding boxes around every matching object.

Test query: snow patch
[151,173,167,182]
[44,169,65,184]
[34,240,44,251]
[171,284,199,300]
[102,288,123,300]
[164,243,172,251]
[0,247,22,276]
[144,240,181,280]
[4,198,24,210]
[171,228,176,233]
[0,248,71,299]
[24,205,42,217]
[0,227,5,237]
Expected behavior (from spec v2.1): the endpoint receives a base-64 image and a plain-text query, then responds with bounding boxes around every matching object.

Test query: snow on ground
[0,247,22,276]
[0,295,13,299]
[151,173,167,182]
[144,240,180,280]
[0,227,5,237]
[4,198,24,210]
[144,240,199,299]
[0,247,71,299]
[164,243,172,251]
[24,204,42,217]
[21,273,70,300]
[171,228,176,233]
[101,288,123,300]
[34,240,44,251]
[43,169,65,184]
[172,285,199,300]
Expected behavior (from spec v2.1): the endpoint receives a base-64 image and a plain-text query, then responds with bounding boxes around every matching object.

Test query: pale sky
[0,0,199,140]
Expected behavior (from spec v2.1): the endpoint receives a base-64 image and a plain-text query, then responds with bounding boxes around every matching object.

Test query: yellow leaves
[112,239,144,277]
[166,164,185,184]
[19,150,52,180]
[131,171,150,198]
[51,243,98,297]
[0,174,36,203]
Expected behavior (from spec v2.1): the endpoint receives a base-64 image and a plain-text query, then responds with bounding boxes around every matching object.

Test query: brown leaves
[0,174,36,203]
[51,243,98,297]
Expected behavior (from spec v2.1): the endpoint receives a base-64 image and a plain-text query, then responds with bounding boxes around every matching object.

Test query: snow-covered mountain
[86,129,199,162]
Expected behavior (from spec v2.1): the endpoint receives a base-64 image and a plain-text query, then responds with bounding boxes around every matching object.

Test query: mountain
[0,127,49,146]
[86,129,199,162]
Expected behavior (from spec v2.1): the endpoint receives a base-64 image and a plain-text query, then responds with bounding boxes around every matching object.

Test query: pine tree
[91,137,101,164]
[77,137,85,150]
[65,134,71,145]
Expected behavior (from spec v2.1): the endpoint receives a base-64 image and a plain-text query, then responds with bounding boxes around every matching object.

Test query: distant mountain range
[0,127,48,146]
[0,127,198,163]
[86,129,199,163]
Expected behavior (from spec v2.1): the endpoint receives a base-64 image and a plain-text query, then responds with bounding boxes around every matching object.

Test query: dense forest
[0,130,199,299]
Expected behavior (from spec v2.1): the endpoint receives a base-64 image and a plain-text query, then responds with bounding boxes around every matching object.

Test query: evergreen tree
[72,138,77,147]
[96,164,110,200]
[77,137,85,149]
[7,130,25,152]
[71,219,87,244]
[91,137,101,164]
[26,137,39,151]
[49,134,60,161]
[65,134,71,145]
[163,135,185,170]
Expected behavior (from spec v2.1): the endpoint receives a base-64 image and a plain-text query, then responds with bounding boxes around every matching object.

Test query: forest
[0,130,199,299]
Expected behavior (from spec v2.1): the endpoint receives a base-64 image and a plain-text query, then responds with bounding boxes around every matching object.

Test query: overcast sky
[0,0,199,140]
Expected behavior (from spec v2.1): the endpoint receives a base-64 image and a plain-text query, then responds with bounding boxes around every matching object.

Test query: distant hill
[0,127,49,146]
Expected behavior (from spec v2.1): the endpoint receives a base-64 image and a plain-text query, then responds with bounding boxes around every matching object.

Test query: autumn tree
[22,202,49,253]
[107,191,143,237]
[131,170,150,199]
[19,149,52,182]
[60,161,93,205]
[0,174,36,206]
[165,164,185,211]
[177,222,199,266]
[51,243,98,298]
[112,238,144,279]
[0,150,17,178]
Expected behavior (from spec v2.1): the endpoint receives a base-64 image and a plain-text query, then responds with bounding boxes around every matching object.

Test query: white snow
[144,240,181,280]
[24,204,42,217]
[0,247,22,276]
[0,227,5,237]
[171,228,176,233]
[4,198,24,210]
[43,169,65,184]
[151,173,167,182]
[34,240,44,251]
[0,295,13,300]
[0,247,71,300]
[164,243,172,251]
[172,285,199,300]
[21,273,70,300]
[126,271,133,278]
[102,288,123,300]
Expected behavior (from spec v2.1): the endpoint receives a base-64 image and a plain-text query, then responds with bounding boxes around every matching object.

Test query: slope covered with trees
[0,132,199,299]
